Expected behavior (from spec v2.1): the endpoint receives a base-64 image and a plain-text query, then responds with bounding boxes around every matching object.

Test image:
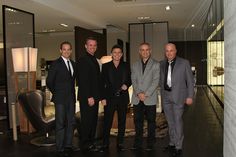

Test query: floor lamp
[12,47,38,133]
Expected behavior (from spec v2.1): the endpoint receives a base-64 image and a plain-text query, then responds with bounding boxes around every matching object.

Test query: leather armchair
[18,90,55,146]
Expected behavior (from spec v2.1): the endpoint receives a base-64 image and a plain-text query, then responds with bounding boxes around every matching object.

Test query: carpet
[110,113,168,138]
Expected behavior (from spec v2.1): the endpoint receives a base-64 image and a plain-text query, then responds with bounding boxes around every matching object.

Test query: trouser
[103,101,128,145]
[55,100,75,152]
[79,101,98,149]
[162,93,184,149]
[133,101,156,147]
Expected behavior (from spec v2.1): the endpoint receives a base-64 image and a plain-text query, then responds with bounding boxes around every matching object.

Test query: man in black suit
[46,41,76,156]
[100,45,131,152]
[77,37,104,152]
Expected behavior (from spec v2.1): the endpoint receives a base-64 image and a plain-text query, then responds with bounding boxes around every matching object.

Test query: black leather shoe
[117,144,125,151]
[173,149,182,157]
[56,151,69,157]
[163,145,175,152]
[56,152,64,157]
[88,144,99,152]
[130,145,142,151]
[99,145,109,152]
[145,145,154,151]
[65,146,80,153]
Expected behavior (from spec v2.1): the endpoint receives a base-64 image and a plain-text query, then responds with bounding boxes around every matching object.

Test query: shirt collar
[167,57,176,64]
[61,56,70,62]
[142,57,150,65]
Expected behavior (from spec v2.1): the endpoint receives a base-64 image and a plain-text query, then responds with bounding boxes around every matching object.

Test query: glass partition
[3,5,35,128]
[202,0,224,103]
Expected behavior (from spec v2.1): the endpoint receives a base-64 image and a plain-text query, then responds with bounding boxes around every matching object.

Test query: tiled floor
[0,87,223,157]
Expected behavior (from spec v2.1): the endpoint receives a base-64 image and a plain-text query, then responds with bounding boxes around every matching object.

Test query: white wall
[35,32,74,79]
[35,29,128,79]
[106,27,128,60]
[224,0,236,156]
[130,23,168,65]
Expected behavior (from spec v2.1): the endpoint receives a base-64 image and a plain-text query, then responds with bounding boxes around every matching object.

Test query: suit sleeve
[145,62,160,97]
[131,63,142,95]
[46,61,57,94]
[185,60,195,98]
[124,64,132,88]
[100,64,107,99]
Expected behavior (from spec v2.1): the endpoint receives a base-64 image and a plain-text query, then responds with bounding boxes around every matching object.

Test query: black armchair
[18,90,55,146]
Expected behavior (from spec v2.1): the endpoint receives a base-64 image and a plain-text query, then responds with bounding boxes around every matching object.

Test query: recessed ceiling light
[6,8,17,12]
[60,23,68,27]
[165,5,171,11]
[191,24,195,28]
[137,16,150,20]
[49,29,56,32]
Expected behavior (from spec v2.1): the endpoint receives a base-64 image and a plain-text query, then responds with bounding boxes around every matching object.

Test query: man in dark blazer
[77,37,104,152]
[160,43,194,157]
[46,41,76,156]
[100,45,131,152]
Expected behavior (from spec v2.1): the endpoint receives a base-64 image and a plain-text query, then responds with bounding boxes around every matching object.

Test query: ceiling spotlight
[191,24,195,28]
[49,29,56,32]
[137,16,150,20]
[165,5,171,11]
[6,8,17,12]
[60,23,68,27]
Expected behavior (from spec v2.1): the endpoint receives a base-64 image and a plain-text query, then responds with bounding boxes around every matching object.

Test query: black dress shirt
[141,58,150,74]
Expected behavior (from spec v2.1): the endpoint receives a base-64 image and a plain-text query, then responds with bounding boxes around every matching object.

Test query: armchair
[18,90,55,146]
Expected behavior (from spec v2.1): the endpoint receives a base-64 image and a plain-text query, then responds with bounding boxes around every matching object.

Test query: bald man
[160,43,194,157]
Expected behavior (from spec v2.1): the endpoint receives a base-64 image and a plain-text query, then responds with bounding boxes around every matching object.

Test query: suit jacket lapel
[142,58,153,80]
[171,57,180,85]
[59,57,69,74]
[137,61,143,79]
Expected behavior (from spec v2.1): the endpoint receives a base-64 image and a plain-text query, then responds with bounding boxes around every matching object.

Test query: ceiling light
[165,5,171,11]
[8,22,22,25]
[137,17,144,20]
[191,24,195,28]
[5,8,17,12]
[49,29,56,32]
[60,23,68,27]
[137,16,150,20]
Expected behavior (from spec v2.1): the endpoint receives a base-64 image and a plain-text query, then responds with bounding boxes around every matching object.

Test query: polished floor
[0,87,223,157]
[210,86,224,105]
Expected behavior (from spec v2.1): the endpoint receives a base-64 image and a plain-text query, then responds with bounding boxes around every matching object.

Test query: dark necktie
[67,60,72,77]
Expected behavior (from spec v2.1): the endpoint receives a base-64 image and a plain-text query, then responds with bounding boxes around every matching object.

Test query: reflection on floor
[210,86,224,104]
[0,87,223,157]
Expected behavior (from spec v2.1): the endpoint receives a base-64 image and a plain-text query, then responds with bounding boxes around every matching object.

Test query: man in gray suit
[160,43,194,157]
[131,42,160,151]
